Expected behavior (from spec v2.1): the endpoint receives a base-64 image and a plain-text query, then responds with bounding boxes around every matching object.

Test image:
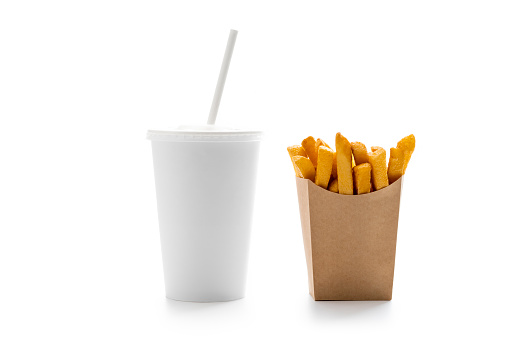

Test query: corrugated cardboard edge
[295,178,315,299]
[296,176,403,301]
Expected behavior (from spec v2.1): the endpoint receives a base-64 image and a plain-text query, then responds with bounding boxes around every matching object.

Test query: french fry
[293,156,316,181]
[316,138,330,151]
[301,136,318,168]
[353,163,372,195]
[396,134,415,173]
[335,132,354,195]
[351,141,369,165]
[328,178,339,193]
[315,146,334,189]
[368,146,389,191]
[331,152,338,179]
[387,147,405,184]
[315,138,336,179]
[287,145,307,177]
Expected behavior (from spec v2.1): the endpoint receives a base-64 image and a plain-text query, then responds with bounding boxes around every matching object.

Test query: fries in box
[288,131,415,300]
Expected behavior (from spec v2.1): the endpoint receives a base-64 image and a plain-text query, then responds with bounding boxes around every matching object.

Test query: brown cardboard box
[296,176,403,300]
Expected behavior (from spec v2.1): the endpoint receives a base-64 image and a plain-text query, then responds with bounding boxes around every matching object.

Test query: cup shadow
[164,296,245,314]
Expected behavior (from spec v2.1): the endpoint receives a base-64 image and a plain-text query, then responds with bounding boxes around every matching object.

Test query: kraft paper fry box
[295,176,403,301]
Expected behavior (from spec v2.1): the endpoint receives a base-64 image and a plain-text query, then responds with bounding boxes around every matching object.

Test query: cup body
[149,131,261,302]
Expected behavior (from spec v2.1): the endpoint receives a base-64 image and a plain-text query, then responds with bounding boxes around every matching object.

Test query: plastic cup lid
[146,124,263,142]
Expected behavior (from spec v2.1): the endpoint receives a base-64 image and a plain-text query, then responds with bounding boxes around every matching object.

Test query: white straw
[207,29,238,125]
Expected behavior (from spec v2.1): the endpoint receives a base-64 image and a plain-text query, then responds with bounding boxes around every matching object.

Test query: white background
[1,1,508,338]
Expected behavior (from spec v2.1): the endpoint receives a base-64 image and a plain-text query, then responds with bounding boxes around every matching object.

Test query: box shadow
[307,297,392,319]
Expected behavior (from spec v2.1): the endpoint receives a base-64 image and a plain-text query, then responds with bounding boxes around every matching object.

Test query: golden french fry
[335,132,354,195]
[387,147,405,184]
[328,178,339,193]
[351,141,369,165]
[293,156,316,181]
[353,163,372,195]
[315,138,336,179]
[397,134,415,173]
[368,146,389,191]
[287,145,307,177]
[315,146,334,189]
[331,152,338,179]
[315,138,331,151]
[301,136,318,168]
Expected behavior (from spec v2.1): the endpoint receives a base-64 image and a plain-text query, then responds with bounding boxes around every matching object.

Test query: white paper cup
[147,126,263,302]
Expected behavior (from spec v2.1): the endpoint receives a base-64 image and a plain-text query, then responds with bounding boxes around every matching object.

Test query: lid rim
[146,129,264,142]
